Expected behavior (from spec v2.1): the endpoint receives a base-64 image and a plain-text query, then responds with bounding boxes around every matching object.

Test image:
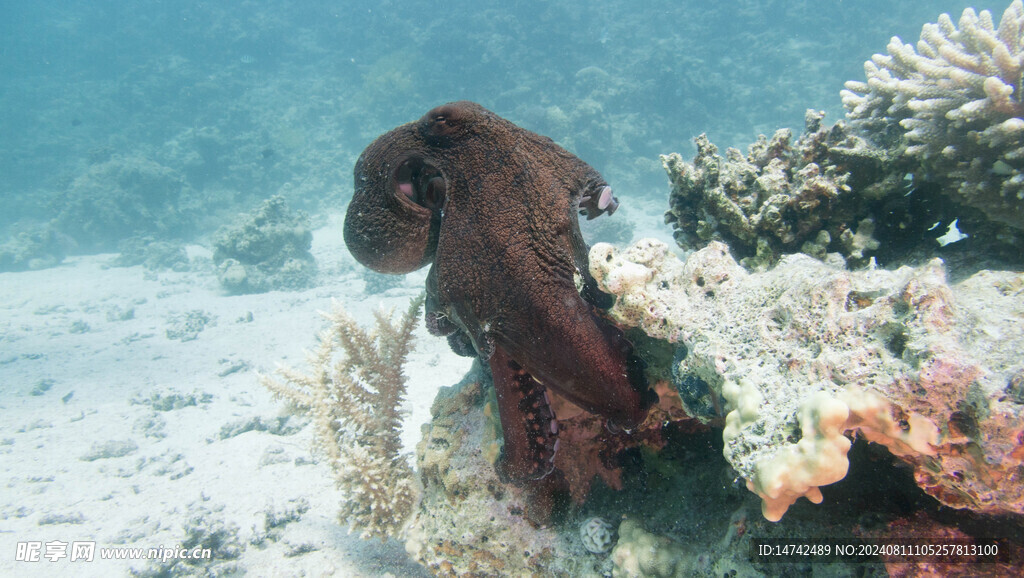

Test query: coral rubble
[212,195,317,294]
[590,238,1024,522]
[261,296,422,540]
[842,0,1024,231]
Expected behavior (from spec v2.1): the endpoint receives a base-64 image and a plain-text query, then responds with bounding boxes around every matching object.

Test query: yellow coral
[741,388,939,522]
[744,391,852,522]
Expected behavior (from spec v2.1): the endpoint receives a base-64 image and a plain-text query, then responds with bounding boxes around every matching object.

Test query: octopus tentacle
[490,348,560,483]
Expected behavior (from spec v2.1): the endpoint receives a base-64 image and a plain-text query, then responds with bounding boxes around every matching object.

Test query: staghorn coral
[661,111,897,269]
[591,238,1024,522]
[260,295,423,540]
[842,0,1024,231]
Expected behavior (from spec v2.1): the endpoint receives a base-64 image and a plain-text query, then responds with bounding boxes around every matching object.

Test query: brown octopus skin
[344,101,652,483]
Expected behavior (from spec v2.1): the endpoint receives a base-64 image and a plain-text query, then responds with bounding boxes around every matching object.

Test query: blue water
[0,0,983,237]
[0,1,1014,575]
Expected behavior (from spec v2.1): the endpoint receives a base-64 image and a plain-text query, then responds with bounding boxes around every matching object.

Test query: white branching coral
[261,294,424,540]
[842,0,1024,230]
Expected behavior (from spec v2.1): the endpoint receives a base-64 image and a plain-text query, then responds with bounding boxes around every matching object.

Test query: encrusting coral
[842,0,1024,231]
[260,295,423,540]
[590,238,1024,522]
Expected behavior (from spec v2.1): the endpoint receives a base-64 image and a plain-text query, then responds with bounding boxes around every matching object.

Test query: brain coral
[842,0,1024,230]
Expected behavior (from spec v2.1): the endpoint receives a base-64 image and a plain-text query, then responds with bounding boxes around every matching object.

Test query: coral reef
[52,155,198,251]
[112,236,189,271]
[661,111,899,268]
[261,296,422,540]
[406,372,586,576]
[0,225,68,272]
[610,518,705,578]
[405,362,691,575]
[856,510,1024,576]
[590,238,1024,522]
[391,341,1014,575]
[663,2,1024,270]
[407,374,779,576]
[661,109,1024,272]
[842,0,1024,231]
[212,195,317,294]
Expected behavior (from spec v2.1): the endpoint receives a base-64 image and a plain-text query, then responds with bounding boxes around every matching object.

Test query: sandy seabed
[0,213,471,577]
[0,198,674,576]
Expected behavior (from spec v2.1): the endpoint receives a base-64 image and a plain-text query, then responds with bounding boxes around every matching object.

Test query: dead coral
[261,294,423,540]
[591,238,1024,521]
[662,111,889,268]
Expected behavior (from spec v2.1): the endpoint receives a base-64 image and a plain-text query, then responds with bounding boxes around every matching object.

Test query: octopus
[344,101,653,489]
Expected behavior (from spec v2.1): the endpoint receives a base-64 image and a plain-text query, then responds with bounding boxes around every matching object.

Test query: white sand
[0,213,470,576]
[0,200,671,576]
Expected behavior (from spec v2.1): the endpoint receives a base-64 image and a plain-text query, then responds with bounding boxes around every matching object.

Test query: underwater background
[3,1,1024,576]
[0,0,987,242]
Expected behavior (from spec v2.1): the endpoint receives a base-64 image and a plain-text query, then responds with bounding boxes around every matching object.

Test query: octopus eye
[421,101,478,144]
[393,156,446,211]
[427,112,457,139]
